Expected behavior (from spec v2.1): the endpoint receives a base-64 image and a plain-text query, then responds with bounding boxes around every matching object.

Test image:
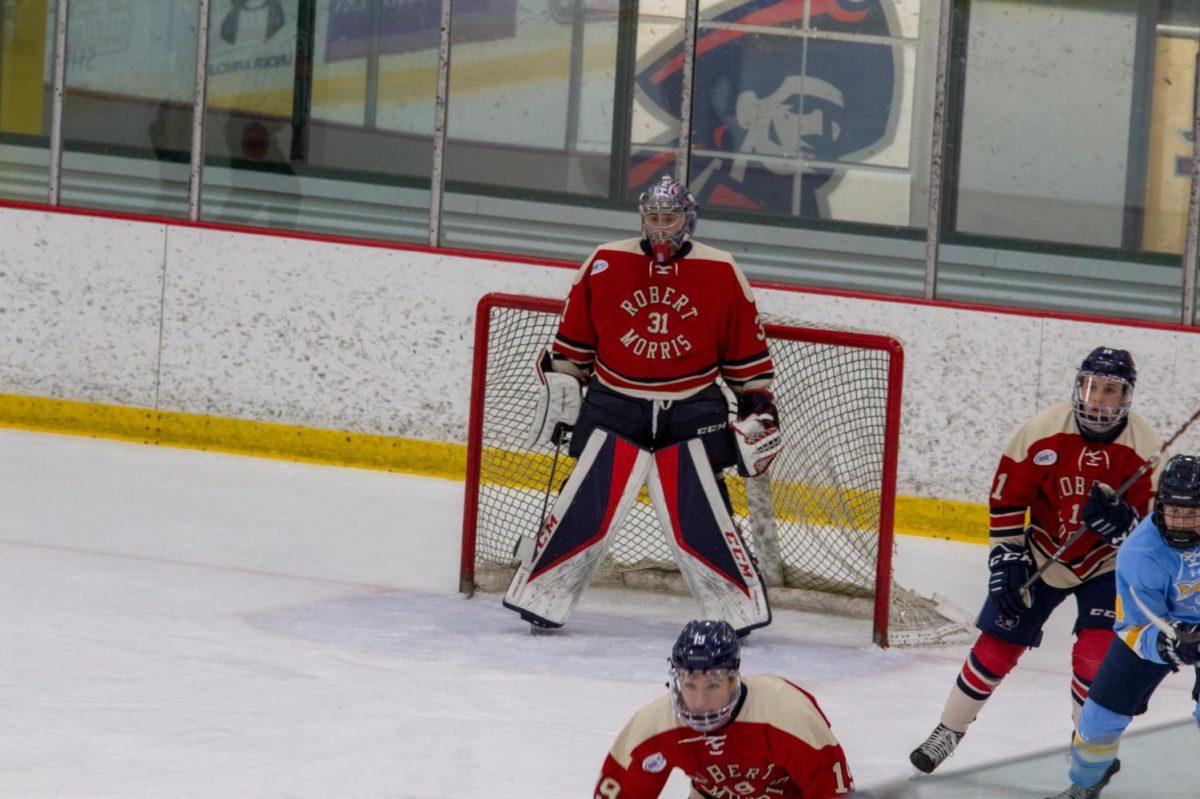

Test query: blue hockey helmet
[1074,347,1136,434]
[668,620,741,732]
[639,175,698,264]
[1153,455,1200,549]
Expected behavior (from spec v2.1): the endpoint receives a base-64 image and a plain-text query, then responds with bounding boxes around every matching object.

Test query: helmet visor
[1163,505,1200,536]
[668,668,739,732]
[1074,373,1132,433]
[642,209,686,243]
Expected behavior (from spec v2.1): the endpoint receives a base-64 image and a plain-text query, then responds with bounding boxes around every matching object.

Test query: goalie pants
[570,381,737,471]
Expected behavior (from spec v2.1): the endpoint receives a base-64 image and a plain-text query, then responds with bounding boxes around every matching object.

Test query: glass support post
[188,0,212,222]
[675,0,698,184]
[923,0,952,300]
[1183,48,1200,324]
[564,0,585,151]
[364,0,381,130]
[47,0,68,205]
[429,0,453,247]
[607,0,638,200]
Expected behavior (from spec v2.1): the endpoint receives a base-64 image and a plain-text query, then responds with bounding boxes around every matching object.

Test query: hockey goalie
[502,175,782,636]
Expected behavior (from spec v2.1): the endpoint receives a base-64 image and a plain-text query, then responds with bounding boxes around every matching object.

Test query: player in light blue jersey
[1045,454,1200,799]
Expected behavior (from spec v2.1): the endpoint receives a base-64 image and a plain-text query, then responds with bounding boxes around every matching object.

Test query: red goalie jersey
[595,675,853,799]
[552,238,773,400]
[989,401,1162,588]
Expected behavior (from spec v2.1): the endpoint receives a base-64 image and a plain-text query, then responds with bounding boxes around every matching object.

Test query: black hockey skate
[909,723,965,774]
[1043,759,1120,799]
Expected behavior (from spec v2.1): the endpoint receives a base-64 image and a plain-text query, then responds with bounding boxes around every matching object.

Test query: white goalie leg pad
[504,428,652,628]
[647,439,771,634]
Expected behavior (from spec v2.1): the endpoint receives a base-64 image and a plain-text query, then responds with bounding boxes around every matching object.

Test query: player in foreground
[1044,454,1200,798]
[504,176,782,634]
[595,620,853,798]
[910,348,1162,773]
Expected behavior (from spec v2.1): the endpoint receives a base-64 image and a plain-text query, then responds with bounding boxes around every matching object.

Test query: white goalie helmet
[639,175,698,264]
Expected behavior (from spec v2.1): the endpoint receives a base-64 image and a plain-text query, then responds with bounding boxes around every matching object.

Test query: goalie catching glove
[526,348,582,448]
[732,389,782,477]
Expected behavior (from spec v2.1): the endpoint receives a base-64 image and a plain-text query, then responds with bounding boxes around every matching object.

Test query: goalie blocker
[503,429,771,634]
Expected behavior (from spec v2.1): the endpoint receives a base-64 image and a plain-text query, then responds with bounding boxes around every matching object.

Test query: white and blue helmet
[639,175,698,263]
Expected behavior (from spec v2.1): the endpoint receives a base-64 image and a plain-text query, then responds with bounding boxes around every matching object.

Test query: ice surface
[1,429,1194,797]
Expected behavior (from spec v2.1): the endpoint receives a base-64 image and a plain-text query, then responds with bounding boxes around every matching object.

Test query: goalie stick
[504,428,653,628]
[1020,405,1200,602]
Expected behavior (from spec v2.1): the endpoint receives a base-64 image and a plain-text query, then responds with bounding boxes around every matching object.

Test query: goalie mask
[1073,347,1136,435]
[1153,455,1200,549]
[668,620,741,732]
[639,175,698,264]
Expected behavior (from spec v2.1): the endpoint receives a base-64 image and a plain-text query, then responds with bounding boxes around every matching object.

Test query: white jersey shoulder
[608,693,682,769]
[1003,401,1075,461]
[739,675,839,748]
[1117,411,1164,463]
[686,240,755,303]
[571,237,646,286]
[597,236,649,256]
[1003,402,1162,476]
[686,239,736,264]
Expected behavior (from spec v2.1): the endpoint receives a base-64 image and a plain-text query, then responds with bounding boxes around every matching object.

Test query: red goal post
[460,292,964,647]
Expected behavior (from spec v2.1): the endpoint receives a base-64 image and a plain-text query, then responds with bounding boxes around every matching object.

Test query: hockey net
[459,293,971,647]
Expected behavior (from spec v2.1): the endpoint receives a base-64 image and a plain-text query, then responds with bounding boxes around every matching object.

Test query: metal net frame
[460,293,970,647]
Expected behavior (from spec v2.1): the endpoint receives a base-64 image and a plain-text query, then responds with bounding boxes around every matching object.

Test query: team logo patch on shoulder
[641,752,666,773]
[591,259,609,275]
[1033,449,1057,466]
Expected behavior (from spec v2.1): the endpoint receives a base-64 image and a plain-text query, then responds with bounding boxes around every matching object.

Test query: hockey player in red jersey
[909,348,1163,774]
[532,174,779,472]
[595,620,853,799]
[506,176,781,633]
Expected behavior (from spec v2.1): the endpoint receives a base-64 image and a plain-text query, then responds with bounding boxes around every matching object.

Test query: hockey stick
[1129,585,1176,640]
[1020,405,1200,599]
[514,431,566,565]
[1127,586,1200,671]
[537,433,565,534]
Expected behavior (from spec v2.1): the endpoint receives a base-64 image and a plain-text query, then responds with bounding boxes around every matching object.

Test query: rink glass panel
[2,0,1198,325]
[199,0,432,242]
[56,1,199,217]
[936,0,1194,322]
[0,0,54,202]
[682,0,924,229]
[438,0,630,260]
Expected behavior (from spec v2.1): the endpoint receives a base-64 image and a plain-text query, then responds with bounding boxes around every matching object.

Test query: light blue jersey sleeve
[1114,518,1175,665]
